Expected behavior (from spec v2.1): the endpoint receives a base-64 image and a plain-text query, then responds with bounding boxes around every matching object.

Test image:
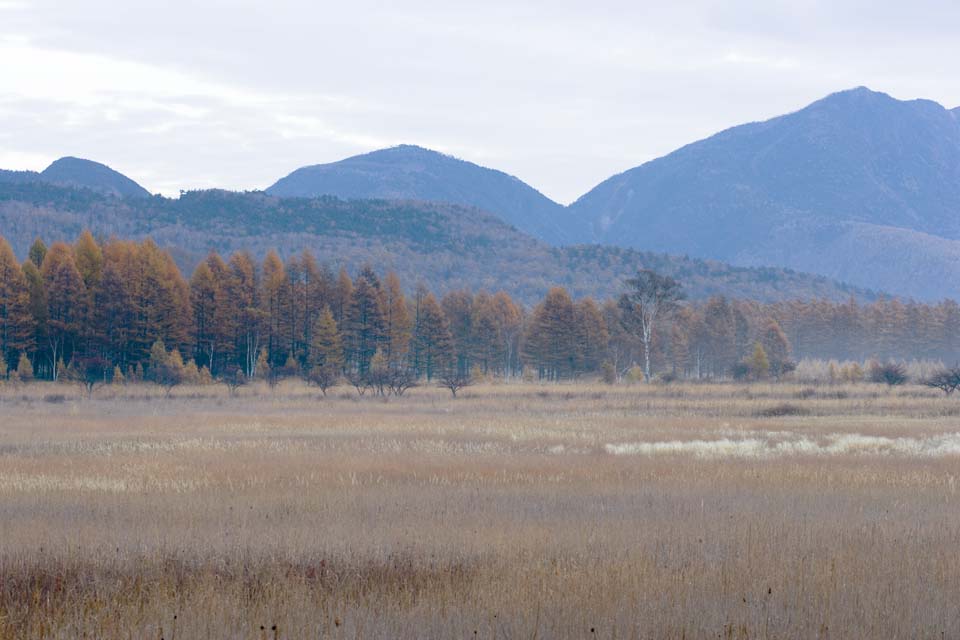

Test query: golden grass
[1,381,959,638]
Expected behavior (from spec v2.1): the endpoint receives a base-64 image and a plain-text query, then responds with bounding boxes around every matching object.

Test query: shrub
[16,353,33,381]
[869,361,908,386]
[600,361,617,385]
[754,403,810,417]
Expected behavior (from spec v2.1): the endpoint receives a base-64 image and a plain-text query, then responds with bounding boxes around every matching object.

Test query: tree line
[1,231,959,391]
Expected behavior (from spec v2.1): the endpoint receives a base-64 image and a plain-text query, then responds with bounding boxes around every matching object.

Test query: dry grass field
[2,381,960,639]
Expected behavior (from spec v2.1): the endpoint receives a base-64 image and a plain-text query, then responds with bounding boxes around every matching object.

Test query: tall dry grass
[1,381,959,638]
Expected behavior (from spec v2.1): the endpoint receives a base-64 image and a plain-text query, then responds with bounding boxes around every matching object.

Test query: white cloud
[0,1,958,201]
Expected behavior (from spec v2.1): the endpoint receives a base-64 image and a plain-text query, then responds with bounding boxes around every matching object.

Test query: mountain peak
[570,86,960,300]
[40,156,150,198]
[266,146,585,245]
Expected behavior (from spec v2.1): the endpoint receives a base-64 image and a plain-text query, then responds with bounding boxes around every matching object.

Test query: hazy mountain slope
[267,145,585,245]
[0,169,41,184]
[0,180,873,304]
[570,87,960,299]
[40,157,151,198]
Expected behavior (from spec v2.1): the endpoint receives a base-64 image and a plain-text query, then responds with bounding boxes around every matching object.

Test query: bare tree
[922,366,960,395]
[619,270,684,381]
[438,368,473,398]
[219,365,247,397]
[64,355,110,399]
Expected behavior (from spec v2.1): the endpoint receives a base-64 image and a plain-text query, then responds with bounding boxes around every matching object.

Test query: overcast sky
[1,0,958,203]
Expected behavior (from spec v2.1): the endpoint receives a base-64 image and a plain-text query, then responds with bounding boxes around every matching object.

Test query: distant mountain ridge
[5,86,960,299]
[266,145,585,245]
[569,87,960,300]
[0,179,872,304]
[0,157,150,198]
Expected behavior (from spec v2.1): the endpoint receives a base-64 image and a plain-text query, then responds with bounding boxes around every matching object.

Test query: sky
[1,0,959,203]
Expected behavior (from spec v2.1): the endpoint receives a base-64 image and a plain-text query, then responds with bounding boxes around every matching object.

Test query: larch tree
[308,306,343,393]
[469,292,501,376]
[28,238,47,269]
[382,271,412,366]
[760,320,792,379]
[344,266,385,376]
[332,267,353,329]
[523,287,577,380]
[490,291,522,378]
[0,237,34,372]
[260,250,290,368]
[227,252,262,378]
[441,290,474,375]
[73,230,104,353]
[40,242,87,380]
[574,298,609,375]
[190,259,220,372]
[414,292,453,381]
[21,258,47,377]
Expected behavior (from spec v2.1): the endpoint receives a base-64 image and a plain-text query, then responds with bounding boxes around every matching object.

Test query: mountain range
[0,179,865,304]
[2,86,957,300]
[570,87,960,300]
[262,87,960,300]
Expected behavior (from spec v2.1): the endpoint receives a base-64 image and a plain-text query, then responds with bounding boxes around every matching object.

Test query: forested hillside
[267,144,584,245]
[0,181,872,305]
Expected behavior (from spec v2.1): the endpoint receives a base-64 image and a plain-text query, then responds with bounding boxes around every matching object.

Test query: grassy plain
[1,381,959,638]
